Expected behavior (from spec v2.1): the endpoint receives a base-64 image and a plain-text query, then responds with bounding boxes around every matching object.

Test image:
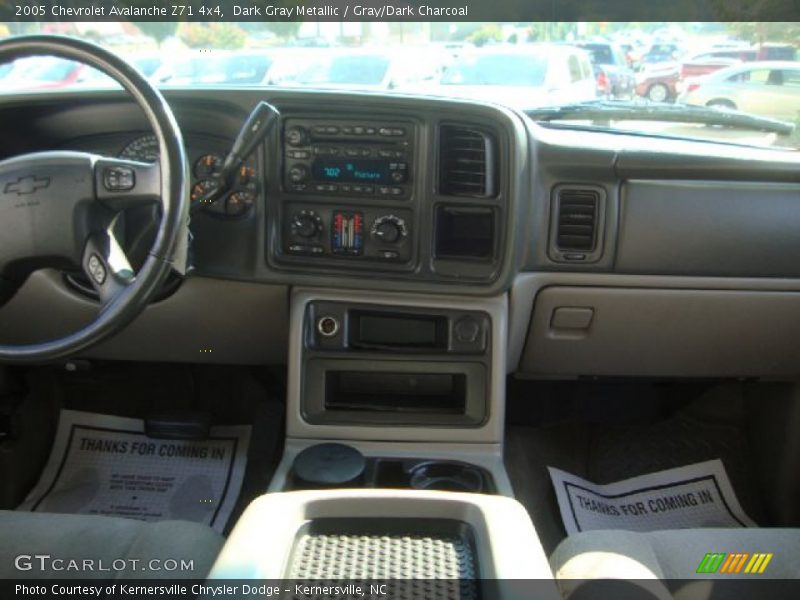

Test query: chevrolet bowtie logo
[4,175,50,196]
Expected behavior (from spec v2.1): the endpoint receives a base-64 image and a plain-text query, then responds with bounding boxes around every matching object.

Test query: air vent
[555,188,600,251]
[439,125,497,198]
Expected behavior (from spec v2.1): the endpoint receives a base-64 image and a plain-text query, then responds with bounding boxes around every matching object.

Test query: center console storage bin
[303,359,487,426]
[286,518,479,584]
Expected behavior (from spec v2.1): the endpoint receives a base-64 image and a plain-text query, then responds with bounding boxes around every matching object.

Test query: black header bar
[1,0,798,22]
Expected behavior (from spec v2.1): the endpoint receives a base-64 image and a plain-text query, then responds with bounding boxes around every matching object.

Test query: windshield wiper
[526,101,795,136]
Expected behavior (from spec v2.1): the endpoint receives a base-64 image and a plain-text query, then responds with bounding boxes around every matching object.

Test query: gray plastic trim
[0,270,289,364]
[617,180,800,277]
[287,288,508,444]
[510,272,800,379]
[270,438,513,496]
[509,273,800,374]
[209,488,557,587]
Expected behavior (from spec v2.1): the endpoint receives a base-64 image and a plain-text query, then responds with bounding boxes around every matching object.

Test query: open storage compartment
[285,518,480,582]
[208,489,559,594]
[303,359,487,426]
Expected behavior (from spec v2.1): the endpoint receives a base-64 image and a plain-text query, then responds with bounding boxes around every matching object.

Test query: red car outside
[636,57,741,102]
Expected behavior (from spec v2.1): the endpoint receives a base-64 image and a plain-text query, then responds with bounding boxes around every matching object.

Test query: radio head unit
[283,118,414,199]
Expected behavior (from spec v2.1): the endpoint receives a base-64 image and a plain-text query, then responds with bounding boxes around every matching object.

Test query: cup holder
[288,448,495,494]
[408,461,486,493]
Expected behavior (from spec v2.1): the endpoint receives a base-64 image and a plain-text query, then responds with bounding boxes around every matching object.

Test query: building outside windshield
[0,20,798,149]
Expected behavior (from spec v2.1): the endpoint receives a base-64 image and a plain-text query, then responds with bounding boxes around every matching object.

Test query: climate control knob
[371,215,407,244]
[291,210,322,239]
[285,126,308,147]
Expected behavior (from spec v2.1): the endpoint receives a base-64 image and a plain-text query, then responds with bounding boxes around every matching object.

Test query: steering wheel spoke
[82,229,135,306]
[94,157,161,211]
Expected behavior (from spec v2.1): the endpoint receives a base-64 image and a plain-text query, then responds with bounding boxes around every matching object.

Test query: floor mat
[588,383,765,524]
[549,459,756,535]
[17,409,250,534]
[505,382,764,553]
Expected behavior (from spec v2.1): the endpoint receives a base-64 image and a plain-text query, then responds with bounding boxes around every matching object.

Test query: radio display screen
[312,158,392,184]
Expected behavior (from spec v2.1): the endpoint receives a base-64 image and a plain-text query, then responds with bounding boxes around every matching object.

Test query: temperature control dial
[371,215,408,244]
[291,210,323,239]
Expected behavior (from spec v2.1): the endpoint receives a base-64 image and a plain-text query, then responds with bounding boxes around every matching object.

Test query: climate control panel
[283,205,412,263]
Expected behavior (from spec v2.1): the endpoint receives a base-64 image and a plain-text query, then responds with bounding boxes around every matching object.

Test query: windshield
[1,20,798,150]
[441,54,548,86]
[291,55,391,86]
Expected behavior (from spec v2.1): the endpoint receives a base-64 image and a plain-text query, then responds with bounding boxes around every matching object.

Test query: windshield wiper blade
[526,101,795,136]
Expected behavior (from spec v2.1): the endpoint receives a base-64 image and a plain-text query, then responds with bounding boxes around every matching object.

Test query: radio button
[380,127,406,137]
[314,146,338,156]
[288,244,324,255]
[286,127,308,147]
[288,165,309,184]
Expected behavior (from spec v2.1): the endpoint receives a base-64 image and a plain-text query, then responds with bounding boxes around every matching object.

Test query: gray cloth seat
[0,511,224,579]
[551,528,800,599]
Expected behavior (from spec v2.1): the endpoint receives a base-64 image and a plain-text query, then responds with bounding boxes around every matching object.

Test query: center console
[209,489,558,595]
[283,288,507,446]
[232,99,538,588]
[277,117,417,269]
[266,107,515,286]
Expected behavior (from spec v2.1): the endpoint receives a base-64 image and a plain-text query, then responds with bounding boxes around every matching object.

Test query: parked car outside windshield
[0,21,797,150]
[678,61,800,123]
[431,45,596,109]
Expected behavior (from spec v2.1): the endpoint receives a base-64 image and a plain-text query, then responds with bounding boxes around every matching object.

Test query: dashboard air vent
[555,188,600,251]
[438,125,497,198]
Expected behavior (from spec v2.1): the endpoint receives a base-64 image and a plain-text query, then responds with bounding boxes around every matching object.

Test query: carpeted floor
[505,381,765,555]
[0,362,286,534]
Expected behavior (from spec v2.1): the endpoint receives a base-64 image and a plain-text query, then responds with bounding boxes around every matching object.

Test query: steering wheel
[0,36,189,363]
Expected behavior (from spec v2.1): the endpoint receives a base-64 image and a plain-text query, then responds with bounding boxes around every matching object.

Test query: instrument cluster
[118,133,258,218]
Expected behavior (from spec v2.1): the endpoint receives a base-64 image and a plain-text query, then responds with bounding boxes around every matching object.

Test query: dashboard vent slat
[556,189,600,251]
[439,124,497,198]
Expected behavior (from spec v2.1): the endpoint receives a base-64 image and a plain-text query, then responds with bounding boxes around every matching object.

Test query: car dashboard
[1,86,799,380]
